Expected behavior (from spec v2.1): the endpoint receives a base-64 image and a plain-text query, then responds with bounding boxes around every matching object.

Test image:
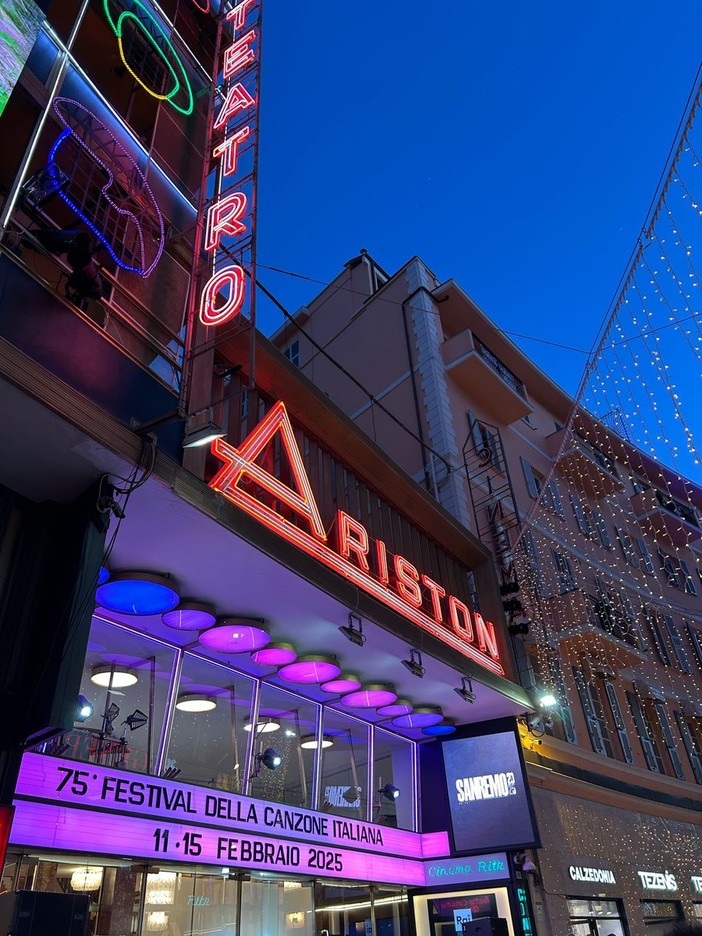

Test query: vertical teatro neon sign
[199,0,261,328]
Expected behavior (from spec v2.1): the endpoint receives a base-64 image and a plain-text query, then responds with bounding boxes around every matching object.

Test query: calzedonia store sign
[11,755,505,887]
[209,401,504,676]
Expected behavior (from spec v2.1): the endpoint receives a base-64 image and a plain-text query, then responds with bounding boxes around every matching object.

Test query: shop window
[249,685,319,808]
[640,899,683,936]
[165,653,256,792]
[319,709,369,821]
[567,897,627,936]
[49,618,177,774]
[373,727,414,830]
[315,881,407,936]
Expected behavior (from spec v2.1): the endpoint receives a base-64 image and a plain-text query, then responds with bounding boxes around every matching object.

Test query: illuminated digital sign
[12,754,457,886]
[441,728,538,853]
[209,401,504,674]
[199,0,260,328]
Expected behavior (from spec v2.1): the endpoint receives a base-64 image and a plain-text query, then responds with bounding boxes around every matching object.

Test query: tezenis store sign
[209,401,504,675]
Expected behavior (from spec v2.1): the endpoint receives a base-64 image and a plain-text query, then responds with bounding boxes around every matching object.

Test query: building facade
[272,251,702,936]
[0,6,546,936]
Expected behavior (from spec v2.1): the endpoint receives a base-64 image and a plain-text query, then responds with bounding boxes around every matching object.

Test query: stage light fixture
[251,747,283,779]
[401,649,425,678]
[124,709,148,731]
[76,695,94,722]
[183,417,225,449]
[339,613,366,647]
[454,677,476,703]
[378,783,400,801]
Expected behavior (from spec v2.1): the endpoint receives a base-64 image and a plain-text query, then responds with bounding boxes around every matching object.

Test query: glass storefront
[639,900,683,936]
[1,856,408,936]
[568,898,627,936]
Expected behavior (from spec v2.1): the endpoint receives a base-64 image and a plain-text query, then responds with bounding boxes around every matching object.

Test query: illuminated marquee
[209,401,504,675]
[199,0,261,328]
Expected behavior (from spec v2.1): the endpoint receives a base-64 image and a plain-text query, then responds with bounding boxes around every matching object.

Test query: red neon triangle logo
[209,400,327,542]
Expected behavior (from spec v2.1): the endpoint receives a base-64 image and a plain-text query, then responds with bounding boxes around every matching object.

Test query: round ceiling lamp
[320,673,362,694]
[392,705,443,729]
[162,601,216,631]
[71,867,103,892]
[97,566,110,585]
[377,698,414,717]
[340,683,397,709]
[251,642,298,666]
[96,571,179,616]
[300,735,334,749]
[91,664,138,689]
[278,654,341,685]
[176,693,217,713]
[243,720,280,733]
[423,718,457,736]
[198,618,270,653]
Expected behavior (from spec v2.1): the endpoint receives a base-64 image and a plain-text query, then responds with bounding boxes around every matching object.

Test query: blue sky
[255,1,702,397]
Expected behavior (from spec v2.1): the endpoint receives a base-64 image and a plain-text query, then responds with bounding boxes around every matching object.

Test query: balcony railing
[474,336,527,400]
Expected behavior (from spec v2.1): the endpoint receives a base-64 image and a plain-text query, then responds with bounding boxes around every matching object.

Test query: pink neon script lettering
[205,193,248,251]
[213,126,251,176]
[200,266,246,326]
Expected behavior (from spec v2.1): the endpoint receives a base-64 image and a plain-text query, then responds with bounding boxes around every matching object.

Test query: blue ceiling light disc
[96,571,179,615]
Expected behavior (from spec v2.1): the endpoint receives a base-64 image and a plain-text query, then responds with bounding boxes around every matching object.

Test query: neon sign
[103,0,194,115]
[198,0,260,328]
[209,401,504,674]
[49,97,165,278]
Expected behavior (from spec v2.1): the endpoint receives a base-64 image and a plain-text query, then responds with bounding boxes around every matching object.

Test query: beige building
[273,250,702,936]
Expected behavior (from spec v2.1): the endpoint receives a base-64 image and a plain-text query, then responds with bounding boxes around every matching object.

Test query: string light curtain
[513,67,702,767]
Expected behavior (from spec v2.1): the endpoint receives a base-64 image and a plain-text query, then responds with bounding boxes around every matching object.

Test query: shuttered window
[626,691,662,772]
[652,702,686,780]
[674,712,702,784]
[603,681,634,764]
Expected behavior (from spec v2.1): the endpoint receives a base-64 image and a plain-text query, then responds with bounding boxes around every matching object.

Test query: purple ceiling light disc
[392,705,443,729]
[377,698,414,717]
[162,602,216,630]
[423,719,457,736]
[96,571,179,615]
[199,618,270,653]
[341,684,397,709]
[278,655,340,685]
[251,642,298,666]
[320,673,362,694]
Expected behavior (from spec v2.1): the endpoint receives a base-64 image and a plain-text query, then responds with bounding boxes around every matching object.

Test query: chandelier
[70,867,103,892]
[145,871,177,905]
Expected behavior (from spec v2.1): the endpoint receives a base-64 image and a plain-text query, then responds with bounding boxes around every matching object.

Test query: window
[552,550,576,593]
[468,414,502,470]
[615,528,640,568]
[688,625,702,668]
[520,530,545,596]
[283,339,300,367]
[662,615,691,673]
[674,711,702,783]
[603,681,634,764]
[626,691,663,772]
[520,458,564,518]
[588,581,642,649]
[592,511,613,549]
[658,549,697,593]
[573,668,611,757]
[631,475,648,495]
[637,537,655,574]
[570,494,593,537]
[652,702,686,780]
[643,607,671,665]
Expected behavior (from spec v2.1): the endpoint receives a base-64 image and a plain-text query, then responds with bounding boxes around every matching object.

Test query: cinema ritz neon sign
[209,401,504,675]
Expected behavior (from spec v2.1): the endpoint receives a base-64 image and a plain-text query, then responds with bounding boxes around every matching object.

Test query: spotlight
[401,649,425,678]
[76,695,94,722]
[508,615,530,637]
[454,677,476,703]
[539,691,558,708]
[378,783,400,801]
[251,747,283,779]
[339,613,366,647]
[124,709,148,731]
[183,415,225,449]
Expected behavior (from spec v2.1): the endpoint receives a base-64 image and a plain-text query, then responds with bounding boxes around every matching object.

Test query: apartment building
[272,251,702,936]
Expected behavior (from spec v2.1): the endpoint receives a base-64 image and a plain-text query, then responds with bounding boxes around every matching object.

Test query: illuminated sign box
[440,726,539,854]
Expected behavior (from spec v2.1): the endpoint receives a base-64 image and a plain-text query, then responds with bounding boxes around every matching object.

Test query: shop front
[0,390,535,936]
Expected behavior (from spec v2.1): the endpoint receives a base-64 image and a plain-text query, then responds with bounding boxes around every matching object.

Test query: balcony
[630,487,702,546]
[546,429,625,499]
[441,330,532,423]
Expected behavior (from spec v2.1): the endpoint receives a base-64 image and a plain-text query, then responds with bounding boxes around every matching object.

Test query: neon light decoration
[49,98,165,277]
[209,402,505,675]
[103,0,194,116]
[198,0,261,328]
